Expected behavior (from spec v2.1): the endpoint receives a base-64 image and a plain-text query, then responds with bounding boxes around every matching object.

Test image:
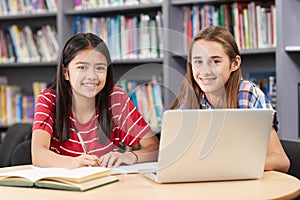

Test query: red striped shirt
[32,86,150,157]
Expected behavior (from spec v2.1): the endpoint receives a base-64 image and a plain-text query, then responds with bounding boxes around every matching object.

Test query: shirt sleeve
[110,86,151,147]
[32,89,56,136]
[238,81,279,131]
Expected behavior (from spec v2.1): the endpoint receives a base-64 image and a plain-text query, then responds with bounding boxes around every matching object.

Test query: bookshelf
[0,0,299,142]
[276,0,300,142]
[0,11,58,94]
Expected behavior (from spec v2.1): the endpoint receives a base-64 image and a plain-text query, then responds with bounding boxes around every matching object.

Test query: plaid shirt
[198,80,279,131]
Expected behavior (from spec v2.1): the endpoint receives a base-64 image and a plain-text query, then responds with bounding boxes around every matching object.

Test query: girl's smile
[199,76,218,85]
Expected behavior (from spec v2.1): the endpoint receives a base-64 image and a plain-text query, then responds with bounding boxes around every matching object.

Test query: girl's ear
[63,67,69,80]
[230,55,241,72]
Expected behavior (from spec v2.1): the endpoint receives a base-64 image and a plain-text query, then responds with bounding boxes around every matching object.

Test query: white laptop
[143,109,274,183]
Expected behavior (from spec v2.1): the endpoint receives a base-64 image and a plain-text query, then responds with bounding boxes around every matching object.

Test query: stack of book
[0,166,118,191]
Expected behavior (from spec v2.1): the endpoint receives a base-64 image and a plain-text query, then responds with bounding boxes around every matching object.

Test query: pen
[73,121,103,167]
[73,121,89,154]
[73,122,97,167]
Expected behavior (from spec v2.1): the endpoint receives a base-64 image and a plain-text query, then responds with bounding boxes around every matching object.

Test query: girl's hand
[72,154,101,168]
[99,151,138,168]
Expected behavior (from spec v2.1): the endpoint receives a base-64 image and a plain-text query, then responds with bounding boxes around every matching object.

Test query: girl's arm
[31,129,100,169]
[264,127,290,173]
[130,130,159,163]
[99,130,159,168]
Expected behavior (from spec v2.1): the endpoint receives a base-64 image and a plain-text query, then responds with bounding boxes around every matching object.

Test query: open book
[0,166,118,191]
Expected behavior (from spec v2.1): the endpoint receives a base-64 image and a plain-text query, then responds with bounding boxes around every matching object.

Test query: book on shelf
[155,11,163,58]
[151,75,163,131]
[270,4,276,47]
[0,0,57,14]
[0,84,23,125]
[139,13,151,59]
[126,80,139,108]
[247,71,276,109]
[21,95,35,123]
[149,19,159,58]
[73,12,163,60]
[182,1,275,51]
[232,2,247,49]
[136,84,150,122]
[242,7,250,49]
[8,25,25,63]
[36,29,55,62]
[73,0,161,9]
[45,0,58,12]
[117,76,163,133]
[4,30,16,63]
[145,83,156,130]
[0,81,48,125]
[23,26,40,62]
[219,4,233,35]
[247,2,257,49]
[5,85,21,125]
[192,5,200,38]
[32,81,48,101]
[2,24,58,64]
[0,166,118,192]
[0,85,7,125]
[120,15,129,59]
[183,6,192,52]
[74,0,83,10]
[0,30,9,63]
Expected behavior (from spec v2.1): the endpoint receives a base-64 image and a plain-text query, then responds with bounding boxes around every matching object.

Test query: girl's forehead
[75,48,104,57]
[192,40,225,56]
[73,49,107,63]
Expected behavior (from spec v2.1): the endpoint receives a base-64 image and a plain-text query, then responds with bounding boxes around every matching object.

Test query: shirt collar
[200,94,211,109]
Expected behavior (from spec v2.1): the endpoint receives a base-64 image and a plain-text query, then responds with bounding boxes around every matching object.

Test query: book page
[111,162,158,175]
[0,167,47,182]
[0,166,111,183]
[35,175,118,191]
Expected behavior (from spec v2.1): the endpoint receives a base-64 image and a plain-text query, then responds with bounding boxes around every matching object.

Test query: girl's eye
[208,60,215,66]
[96,65,106,72]
[212,60,220,64]
[194,60,203,65]
[78,65,87,70]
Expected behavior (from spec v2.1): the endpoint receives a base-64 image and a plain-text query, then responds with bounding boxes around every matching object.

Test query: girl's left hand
[99,151,138,168]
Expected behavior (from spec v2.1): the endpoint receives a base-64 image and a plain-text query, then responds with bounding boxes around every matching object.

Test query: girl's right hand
[73,154,101,168]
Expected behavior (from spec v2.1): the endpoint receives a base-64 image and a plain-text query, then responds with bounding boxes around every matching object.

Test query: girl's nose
[200,69,212,76]
[200,59,215,76]
[86,68,97,80]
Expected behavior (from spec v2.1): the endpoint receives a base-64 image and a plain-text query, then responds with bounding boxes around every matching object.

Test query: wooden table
[0,166,299,200]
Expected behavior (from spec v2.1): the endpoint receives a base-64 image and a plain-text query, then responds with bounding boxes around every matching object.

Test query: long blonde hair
[170,26,242,109]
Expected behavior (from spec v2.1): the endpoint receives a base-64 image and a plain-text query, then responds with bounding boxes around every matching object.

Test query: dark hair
[171,26,242,109]
[50,32,114,143]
